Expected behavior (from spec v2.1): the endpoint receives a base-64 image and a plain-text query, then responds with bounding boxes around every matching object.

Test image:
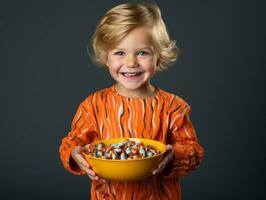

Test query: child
[59,2,204,199]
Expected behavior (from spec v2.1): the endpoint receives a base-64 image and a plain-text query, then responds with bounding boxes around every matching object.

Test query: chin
[121,83,144,91]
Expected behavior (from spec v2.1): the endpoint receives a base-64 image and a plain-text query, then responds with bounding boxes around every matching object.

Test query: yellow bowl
[82,138,166,181]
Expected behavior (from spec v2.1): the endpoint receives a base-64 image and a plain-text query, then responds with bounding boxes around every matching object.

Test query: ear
[103,51,109,68]
[105,57,109,67]
[156,58,160,69]
[104,54,109,71]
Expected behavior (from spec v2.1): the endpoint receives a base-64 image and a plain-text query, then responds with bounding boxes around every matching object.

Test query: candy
[83,139,161,160]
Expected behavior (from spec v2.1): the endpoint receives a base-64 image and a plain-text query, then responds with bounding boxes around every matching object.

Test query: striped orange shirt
[59,85,204,200]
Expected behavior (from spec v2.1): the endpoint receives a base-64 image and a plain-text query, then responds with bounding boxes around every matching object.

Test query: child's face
[106,26,159,96]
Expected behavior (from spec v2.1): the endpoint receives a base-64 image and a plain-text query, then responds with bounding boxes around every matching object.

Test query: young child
[59,2,204,199]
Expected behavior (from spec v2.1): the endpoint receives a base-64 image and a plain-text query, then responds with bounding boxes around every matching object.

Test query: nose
[125,55,138,68]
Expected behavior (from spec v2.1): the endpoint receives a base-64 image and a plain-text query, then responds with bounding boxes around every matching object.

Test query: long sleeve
[59,86,204,199]
[163,100,204,178]
[59,99,99,175]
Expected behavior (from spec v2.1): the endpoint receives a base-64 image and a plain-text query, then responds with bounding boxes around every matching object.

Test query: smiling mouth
[120,72,143,77]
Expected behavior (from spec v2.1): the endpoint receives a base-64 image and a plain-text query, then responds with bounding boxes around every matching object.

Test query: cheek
[106,54,118,66]
[108,70,119,80]
[108,61,121,74]
[108,58,121,68]
[141,59,157,69]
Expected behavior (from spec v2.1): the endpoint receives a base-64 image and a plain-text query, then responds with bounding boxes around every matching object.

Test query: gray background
[1,0,265,199]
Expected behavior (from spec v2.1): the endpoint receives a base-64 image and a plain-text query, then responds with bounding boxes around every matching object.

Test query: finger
[152,168,160,175]
[166,144,173,150]
[88,174,99,181]
[157,162,167,173]
[152,160,167,175]
[165,149,174,159]
[152,153,174,175]
[158,155,172,168]
[71,146,83,157]
[82,167,96,177]
[165,145,173,153]
[99,178,106,183]
[78,157,90,168]
[152,165,165,175]
[94,176,106,183]
[158,159,167,169]
[73,154,90,169]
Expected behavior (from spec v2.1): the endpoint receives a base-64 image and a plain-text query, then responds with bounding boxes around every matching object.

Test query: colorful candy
[83,139,161,160]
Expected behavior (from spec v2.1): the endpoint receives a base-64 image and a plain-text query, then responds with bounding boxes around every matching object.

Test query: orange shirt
[59,85,204,200]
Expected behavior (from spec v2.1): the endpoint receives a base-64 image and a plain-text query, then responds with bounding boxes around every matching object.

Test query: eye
[138,51,149,56]
[114,51,125,56]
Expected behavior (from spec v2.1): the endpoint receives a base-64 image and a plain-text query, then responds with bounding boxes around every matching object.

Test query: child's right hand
[71,146,105,182]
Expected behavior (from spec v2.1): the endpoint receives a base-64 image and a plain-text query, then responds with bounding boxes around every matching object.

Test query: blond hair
[90,1,180,71]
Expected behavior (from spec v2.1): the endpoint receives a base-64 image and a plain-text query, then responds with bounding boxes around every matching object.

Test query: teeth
[121,72,142,77]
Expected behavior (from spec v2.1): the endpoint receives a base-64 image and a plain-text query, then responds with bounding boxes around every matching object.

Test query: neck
[115,84,156,99]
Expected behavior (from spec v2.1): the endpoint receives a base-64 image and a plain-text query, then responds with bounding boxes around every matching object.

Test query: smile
[120,72,143,78]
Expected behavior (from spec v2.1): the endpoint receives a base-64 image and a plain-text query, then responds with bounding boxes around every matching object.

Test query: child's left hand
[152,144,174,175]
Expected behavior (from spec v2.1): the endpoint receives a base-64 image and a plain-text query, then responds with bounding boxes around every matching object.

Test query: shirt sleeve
[59,97,99,175]
[162,98,204,178]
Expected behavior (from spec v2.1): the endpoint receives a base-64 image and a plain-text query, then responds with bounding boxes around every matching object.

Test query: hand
[71,146,105,182]
[152,144,174,175]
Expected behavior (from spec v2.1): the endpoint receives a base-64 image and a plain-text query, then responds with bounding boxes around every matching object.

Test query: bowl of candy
[82,138,166,181]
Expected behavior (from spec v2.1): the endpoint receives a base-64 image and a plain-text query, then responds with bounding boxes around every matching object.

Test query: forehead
[114,26,153,49]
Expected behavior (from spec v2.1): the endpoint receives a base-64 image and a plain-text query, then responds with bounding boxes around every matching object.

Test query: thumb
[165,145,174,160]
[166,144,173,152]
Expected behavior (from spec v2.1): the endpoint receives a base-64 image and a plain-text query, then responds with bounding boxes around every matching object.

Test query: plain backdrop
[0,0,265,199]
